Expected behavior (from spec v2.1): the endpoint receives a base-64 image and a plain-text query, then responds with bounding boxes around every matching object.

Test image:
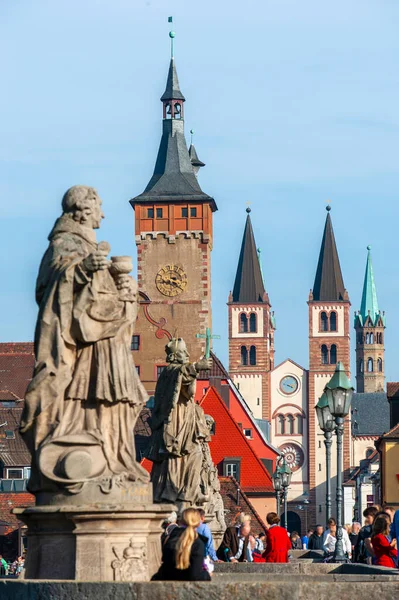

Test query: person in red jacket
[371,514,398,568]
[262,512,292,563]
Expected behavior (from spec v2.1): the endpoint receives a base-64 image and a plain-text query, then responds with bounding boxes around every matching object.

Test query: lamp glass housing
[316,402,335,432]
[272,471,282,492]
[325,387,352,419]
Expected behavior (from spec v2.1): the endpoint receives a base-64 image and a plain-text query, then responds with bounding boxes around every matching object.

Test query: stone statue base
[14,493,174,581]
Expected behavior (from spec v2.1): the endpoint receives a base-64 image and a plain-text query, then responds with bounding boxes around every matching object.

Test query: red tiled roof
[0,492,34,534]
[387,382,399,399]
[199,386,274,493]
[219,476,266,533]
[197,352,229,380]
[380,421,399,440]
[0,343,34,401]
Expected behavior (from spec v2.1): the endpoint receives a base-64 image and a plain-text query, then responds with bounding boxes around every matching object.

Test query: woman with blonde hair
[152,508,211,581]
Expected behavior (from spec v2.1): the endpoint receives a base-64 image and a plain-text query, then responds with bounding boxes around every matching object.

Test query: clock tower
[130,41,217,394]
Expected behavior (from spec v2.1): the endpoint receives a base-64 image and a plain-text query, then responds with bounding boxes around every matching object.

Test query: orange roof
[199,386,274,493]
[141,457,152,474]
[387,382,399,399]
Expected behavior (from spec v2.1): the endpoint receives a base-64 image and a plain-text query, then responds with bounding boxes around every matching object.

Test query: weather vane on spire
[168,16,175,59]
[190,129,194,144]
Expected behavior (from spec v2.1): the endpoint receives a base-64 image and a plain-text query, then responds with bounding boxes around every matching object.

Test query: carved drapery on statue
[147,337,225,526]
[20,186,149,502]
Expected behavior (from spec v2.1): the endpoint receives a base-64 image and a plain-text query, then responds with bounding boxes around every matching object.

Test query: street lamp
[295,491,310,535]
[324,361,354,563]
[279,458,292,531]
[315,392,336,521]
[272,463,282,516]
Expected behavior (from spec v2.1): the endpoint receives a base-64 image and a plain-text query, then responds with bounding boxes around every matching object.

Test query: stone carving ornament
[112,539,148,582]
[20,186,148,502]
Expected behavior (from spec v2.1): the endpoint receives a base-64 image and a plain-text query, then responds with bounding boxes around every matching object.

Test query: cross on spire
[195,327,220,359]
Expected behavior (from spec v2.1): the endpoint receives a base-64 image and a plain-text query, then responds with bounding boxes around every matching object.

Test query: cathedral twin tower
[228,205,386,420]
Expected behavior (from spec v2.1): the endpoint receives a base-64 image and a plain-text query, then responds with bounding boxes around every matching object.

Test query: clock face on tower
[155,264,188,297]
[280,375,299,395]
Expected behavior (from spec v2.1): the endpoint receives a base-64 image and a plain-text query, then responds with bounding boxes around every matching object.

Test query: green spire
[360,245,379,324]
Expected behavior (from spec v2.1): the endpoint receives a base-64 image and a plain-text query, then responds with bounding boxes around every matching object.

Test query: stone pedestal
[14,501,174,581]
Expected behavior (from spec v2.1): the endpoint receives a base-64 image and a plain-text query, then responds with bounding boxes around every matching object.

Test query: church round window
[278,443,304,472]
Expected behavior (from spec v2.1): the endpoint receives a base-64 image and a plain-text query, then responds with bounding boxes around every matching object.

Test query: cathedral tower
[131,38,217,394]
[354,246,385,392]
[228,208,275,420]
[308,206,351,522]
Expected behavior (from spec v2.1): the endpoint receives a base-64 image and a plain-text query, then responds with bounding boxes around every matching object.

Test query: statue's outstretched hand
[195,357,212,372]
[83,251,110,272]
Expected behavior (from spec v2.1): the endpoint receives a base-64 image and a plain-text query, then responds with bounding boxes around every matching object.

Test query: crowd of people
[0,555,25,577]
[153,503,399,580]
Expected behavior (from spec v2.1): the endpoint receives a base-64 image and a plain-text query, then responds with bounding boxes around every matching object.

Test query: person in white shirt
[323,517,351,557]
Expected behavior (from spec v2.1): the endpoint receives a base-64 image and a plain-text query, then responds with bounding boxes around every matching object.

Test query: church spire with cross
[227,207,275,421]
[131,25,215,208]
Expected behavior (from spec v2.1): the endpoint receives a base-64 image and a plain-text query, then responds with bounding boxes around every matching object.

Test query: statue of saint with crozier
[20,186,148,500]
[147,338,212,511]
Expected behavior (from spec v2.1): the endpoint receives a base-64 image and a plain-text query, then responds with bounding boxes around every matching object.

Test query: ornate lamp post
[279,458,292,531]
[272,463,282,516]
[324,361,353,563]
[315,392,336,522]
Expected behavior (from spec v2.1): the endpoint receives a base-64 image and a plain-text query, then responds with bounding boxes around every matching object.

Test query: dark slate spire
[312,206,346,301]
[130,58,216,209]
[232,208,267,303]
[160,58,185,101]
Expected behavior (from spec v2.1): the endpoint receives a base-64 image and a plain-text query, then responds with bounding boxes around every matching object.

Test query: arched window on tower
[277,415,285,435]
[241,346,248,366]
[249,346,256,366]
[367,357,373,372]
[239,313,248,333]
[365,333,370,344]
[287,415,294,435]
[330,344,337,365]
[359,359,363,373]
[321,345,329,365]
[369,332,374,344]
[174,101,182,119]
[378,358,383,372]
[249,313,257,333]
[296,414,303,435]
[330,311,337,332]
[320,312,328,332]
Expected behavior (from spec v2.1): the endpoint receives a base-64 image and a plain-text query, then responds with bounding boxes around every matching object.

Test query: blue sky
[1,0,399,383]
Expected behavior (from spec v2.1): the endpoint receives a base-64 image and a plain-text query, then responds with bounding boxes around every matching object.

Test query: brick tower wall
[308,301,351,526]
[134,232,212,396]
[355,322,385,393]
